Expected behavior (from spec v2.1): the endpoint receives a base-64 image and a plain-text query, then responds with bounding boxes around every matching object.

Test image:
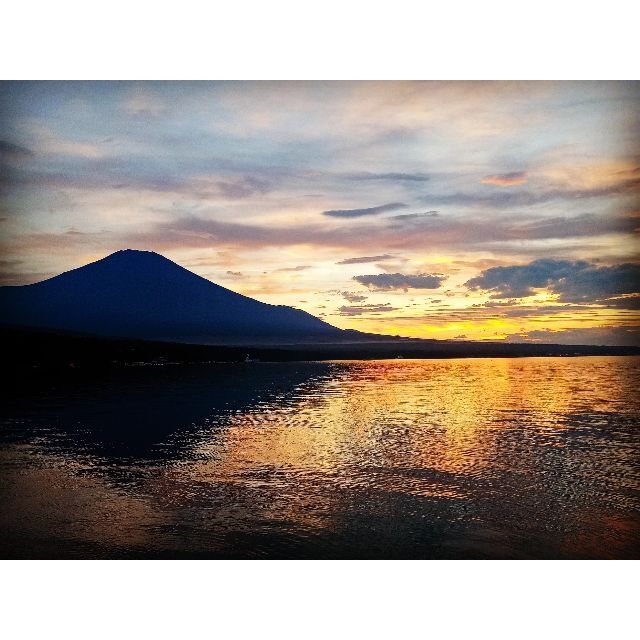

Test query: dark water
[1,357,638,559]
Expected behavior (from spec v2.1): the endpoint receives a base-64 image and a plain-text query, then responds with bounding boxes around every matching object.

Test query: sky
[0,81,639,344]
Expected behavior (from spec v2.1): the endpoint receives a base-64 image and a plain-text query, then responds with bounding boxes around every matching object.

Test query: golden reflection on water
[194,357,636,478]
[1,356,639,558]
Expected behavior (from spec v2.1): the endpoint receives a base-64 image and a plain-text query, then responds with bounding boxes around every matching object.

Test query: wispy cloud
[274,265,312,272]
[0,140,33,164]
[419,178,640,208]
[0,258,50,286]
[338,303,400,316]
[346,172,429,182]
[123,87,166,116]
[504,326,640,346]
[391,211,439,221]
[191,175,272,200]
[339,291,368,303]
[322,202,407,218]
[336,254,394,265]
[11,209,636,261]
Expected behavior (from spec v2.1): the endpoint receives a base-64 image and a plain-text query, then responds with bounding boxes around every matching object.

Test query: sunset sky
[1,81,638,344]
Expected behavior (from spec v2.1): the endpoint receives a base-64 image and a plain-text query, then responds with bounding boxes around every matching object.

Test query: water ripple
[1,357,639,558]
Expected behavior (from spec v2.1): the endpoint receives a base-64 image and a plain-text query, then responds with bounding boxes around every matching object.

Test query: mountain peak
[117,248,152,255]
[0,249,344,344]
[96,249,184,272]
[107,249,166,261]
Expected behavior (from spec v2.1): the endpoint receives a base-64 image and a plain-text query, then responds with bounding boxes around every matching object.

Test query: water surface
[1,357,639,558]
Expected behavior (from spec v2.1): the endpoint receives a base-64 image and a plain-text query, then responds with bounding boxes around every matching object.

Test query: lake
[1,356,638,559]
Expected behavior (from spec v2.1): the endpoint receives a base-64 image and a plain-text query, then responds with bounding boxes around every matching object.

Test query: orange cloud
[538,160,640,191]
[481,171,528,186]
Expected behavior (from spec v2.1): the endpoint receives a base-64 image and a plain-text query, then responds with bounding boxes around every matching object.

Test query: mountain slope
[0,249,346,344]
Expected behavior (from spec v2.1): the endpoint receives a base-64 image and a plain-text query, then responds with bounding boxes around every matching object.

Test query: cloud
[274,265,312,272]
[481,171,527,186]
[9,209,636,266]
[465,259,588,298]
[5,162,274,201]
[504,213,639,240]
[391,211,439,221]
[466,259,640,306]
[20,124,104,159]
[338,303,400,316]
[354,273,446,291]
[346,172,430,182]
[339,291,368,303]
[552,263,640,304]
[598,295,640,309]
[0,258,51,286]
[473,302,616,318]
[336,254,394,265]
[504,326,640,346]
[226,270,243,276]
[478,299,521,308]
[322,202,407,218]
[0,140,33,164]
[123,88,165,116]
[192,175,272,199]
[419,177,640,208]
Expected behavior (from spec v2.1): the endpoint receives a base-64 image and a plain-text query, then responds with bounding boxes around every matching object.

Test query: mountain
[0,249,348,344]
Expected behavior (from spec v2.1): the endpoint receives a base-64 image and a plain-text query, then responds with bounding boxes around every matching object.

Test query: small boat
[244,354,260,363]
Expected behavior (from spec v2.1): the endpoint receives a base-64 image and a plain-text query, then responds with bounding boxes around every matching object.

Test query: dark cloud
[338,303,400,316]
[322,202,407,218]
[0,140,33,164]
[553,263,640,304]
[466,259,640,307]
[336,254,394,265]
[354,273,446,291]
[226,270,243,276]
[599,295,640,309]
[466,259,587,298]
[346,172,430,182]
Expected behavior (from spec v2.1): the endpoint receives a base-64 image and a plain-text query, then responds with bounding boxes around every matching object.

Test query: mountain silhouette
[0,249,347,344]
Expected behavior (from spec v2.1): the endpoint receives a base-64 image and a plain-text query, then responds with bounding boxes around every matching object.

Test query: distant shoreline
[3,325,638,382]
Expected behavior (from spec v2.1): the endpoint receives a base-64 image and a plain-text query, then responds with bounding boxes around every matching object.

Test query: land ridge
[3,325,638,385]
